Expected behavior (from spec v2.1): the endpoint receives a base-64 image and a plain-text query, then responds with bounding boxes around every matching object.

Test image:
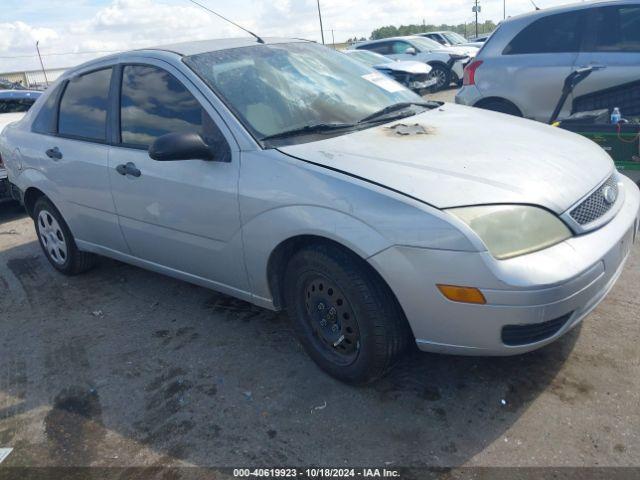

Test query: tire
[33,197,96,275]
[283,243,411,384]
[428,64,451,92]
[476,99,523,117]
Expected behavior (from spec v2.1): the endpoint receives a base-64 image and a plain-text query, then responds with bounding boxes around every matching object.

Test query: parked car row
[1,37,638,384]
[0,89,42,201]
[350,35,478,90]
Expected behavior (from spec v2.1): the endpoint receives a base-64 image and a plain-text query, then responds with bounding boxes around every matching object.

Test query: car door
[571,4,640,110]
[108,61,248,293]
[32,66,129,253]
[497,9,586,121]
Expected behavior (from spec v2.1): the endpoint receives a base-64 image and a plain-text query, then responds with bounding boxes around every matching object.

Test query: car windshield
[346,50,392,67]
[184,42,421,146]
[409,37,445,51]
[443,32,467,45]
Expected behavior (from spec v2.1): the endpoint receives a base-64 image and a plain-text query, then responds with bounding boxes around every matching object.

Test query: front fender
[242,204,391,301]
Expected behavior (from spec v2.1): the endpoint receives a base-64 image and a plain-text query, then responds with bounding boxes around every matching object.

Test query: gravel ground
[0,110,639,474]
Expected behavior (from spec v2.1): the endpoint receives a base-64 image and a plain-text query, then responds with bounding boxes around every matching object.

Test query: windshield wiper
[260,122,355,141]
[358,101,438,124]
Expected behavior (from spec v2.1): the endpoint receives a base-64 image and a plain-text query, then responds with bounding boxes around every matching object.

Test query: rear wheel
[33,197,96,275]
[476,99,523,117]
[284,243,411,384]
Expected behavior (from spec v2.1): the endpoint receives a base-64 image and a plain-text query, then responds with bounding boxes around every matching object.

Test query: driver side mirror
[405,47,417,55]
[148,132,215,162]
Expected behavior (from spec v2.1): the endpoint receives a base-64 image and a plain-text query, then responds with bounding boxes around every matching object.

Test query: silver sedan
[1,38,638,383]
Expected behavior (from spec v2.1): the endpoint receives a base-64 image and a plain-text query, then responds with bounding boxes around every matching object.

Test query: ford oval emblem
[602,185,617,205]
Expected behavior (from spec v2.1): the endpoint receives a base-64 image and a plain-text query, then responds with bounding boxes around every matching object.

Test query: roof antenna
[529,0,541,10]
[187,0,265,44]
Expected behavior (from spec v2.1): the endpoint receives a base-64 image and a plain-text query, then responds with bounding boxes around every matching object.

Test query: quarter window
[58,68,112,141]
[589,6,640,53]
[504,11,585,54]
[119,65,227,155]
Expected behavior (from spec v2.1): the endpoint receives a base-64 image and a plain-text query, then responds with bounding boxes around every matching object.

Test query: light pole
[35,41,49,87]
[504,0,506,19]
[474,0,479,37]
[317,0,325,45]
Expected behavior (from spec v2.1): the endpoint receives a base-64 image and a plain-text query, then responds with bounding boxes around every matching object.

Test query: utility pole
[504,0,506,19]
[331,29,335,49]
[35,41,49,87]
[474,0,479,37]
[317,0,325,45]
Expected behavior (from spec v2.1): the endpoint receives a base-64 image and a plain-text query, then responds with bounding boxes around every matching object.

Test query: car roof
[60,37,314,78]
[0,90,42,100]
[141,37,312,56]
[504,0,636,24]
[355,36,425,46]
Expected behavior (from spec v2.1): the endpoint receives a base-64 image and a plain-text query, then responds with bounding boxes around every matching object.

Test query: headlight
[448,205,572,260]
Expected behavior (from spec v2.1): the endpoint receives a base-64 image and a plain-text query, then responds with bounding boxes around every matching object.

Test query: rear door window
[588,5,640,52]
[504,11,585,54]
[58,68,112,141]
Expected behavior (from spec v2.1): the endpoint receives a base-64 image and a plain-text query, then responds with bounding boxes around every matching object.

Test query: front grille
[502,313,573,346]
[569,175,618,226]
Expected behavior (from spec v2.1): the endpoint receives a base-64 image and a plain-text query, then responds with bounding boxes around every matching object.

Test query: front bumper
[368,176,640,355]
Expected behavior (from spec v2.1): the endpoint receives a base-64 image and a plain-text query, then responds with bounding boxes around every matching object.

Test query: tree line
[344,20,498,43]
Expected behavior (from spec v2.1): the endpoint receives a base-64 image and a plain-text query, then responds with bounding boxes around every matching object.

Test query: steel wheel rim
[37,210,68,265]
[303,273,360,366]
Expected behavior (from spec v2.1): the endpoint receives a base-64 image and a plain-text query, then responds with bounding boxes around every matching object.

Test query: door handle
[45,147,63,160]
[116,162,141,178]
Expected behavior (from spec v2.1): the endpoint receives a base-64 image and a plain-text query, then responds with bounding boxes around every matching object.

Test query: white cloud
[0,0,576,73]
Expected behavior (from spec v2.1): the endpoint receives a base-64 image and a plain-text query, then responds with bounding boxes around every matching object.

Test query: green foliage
[369,20,497,41]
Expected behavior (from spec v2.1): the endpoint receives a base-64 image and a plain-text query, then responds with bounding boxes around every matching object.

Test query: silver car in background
[1,38,638,384]
[351,36,474,90]
[0,90,42,201]
[456,0,640,120]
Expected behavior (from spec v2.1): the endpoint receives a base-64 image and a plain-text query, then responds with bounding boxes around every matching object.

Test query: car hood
[279,104,614,213]
[376,61,431,75]
[439,45,477,57]
[0,112,25,132]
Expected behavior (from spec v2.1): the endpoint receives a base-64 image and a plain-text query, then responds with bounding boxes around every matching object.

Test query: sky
[0,0,581,72]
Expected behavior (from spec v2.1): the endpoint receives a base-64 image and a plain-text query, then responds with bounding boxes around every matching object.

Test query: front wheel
[284,243,411,384]
[33,197,96,275]
[428,64,451,91]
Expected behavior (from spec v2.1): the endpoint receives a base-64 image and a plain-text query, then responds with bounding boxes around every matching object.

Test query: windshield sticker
[362,73,405,93]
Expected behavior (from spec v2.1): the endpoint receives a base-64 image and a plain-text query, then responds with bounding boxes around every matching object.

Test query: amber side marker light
[437,285,487,305]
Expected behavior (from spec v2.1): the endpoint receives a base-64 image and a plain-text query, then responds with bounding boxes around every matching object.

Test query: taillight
[463,60,483,86]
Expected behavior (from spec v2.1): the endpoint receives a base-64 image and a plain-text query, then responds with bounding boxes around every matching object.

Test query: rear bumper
[368,176,640,356]
[455,85,483,106]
